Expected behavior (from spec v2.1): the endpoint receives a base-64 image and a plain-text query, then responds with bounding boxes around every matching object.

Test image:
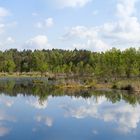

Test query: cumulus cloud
[25,35,49,50]
[35,18,54,29]
[61,0,140,51]
[55,0,92,8]
[101,0,140,43]
[116,0,137,18]
[62,26,110,52]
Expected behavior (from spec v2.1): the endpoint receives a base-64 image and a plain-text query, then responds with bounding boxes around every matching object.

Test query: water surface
[0,78,140,140]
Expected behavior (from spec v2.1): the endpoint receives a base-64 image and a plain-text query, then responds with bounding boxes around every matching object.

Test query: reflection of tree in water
[0,79,140,105]
[92,90,140,106]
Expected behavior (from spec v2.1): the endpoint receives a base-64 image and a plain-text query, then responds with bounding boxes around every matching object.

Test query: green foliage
[0,48,139,79]
[4,60,16,72]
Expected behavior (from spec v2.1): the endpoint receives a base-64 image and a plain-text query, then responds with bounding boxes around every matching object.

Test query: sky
[0,0,140,51]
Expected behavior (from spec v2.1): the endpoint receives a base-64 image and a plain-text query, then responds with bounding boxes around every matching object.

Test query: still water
[0,78,140,140]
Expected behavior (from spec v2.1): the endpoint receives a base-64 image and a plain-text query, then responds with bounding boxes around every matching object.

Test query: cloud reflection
[35,115,53,127]
[0,126,10,137]
[27,97,48,109]
[0,96,14,107]
[0,110,16,122]
[0,110,16,137]
[0,95,16,137]
[61,96,140,134]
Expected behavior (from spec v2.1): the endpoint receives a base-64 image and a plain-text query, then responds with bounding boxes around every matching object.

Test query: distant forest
[0,48,139,78]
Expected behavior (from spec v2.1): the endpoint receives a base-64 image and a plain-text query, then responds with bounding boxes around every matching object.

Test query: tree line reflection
[0,79,140,105]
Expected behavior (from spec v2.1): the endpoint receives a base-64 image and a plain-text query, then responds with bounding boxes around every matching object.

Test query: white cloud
[0,7,9,17]
[62,26,110,52]
[55,0,92,8]
[36,18,54,29]
[61,0,140,51]
[116,0,137,18]
[25,35,49,50]
[101,0,140,43]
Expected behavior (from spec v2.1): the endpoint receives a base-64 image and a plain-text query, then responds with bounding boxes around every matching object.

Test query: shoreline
[0,73,139,93]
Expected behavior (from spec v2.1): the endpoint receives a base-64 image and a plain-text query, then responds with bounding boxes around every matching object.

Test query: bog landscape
[0,0,140,140]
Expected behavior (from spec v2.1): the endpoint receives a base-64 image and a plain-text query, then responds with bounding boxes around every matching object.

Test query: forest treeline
[0,48,139,79]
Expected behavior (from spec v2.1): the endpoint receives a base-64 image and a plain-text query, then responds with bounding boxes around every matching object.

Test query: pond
[0,78,140,140]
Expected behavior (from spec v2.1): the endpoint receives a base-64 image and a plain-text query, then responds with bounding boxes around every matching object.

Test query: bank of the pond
[0,72,139,93]
[54,79,140,93]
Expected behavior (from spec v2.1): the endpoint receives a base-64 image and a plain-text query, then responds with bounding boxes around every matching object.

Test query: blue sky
[0,0,140,51]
